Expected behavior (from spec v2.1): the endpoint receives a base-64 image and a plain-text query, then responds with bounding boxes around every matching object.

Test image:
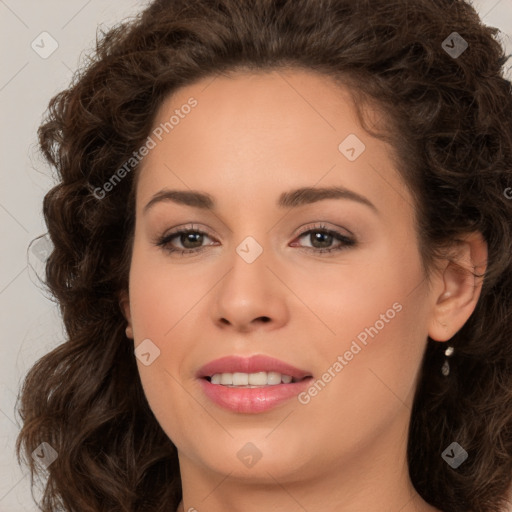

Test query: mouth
[196,354,314,412]
[196,354,313,384]
[203,371,312,388]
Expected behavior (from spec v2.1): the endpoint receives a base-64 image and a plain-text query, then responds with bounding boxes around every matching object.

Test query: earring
[441,345,455,376]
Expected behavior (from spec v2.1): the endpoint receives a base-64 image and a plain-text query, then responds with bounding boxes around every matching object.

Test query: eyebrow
[143,186,378,214]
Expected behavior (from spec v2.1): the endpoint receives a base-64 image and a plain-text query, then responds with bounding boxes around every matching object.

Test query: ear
[428,232,487,342]
[119,289,134,339]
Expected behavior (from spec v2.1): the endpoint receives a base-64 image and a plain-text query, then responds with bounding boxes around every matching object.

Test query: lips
[196,355,314,413]
[196,354,312,381]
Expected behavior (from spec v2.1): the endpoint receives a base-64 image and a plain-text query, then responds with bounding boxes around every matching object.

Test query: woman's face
[124,69,442,489]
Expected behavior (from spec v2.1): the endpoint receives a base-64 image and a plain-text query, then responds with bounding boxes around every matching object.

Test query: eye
[290,224,356,254]
[156,225,218,256]
[155,223,356,256]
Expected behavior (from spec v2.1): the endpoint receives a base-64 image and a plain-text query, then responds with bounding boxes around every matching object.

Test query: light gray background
[1,1,511,510]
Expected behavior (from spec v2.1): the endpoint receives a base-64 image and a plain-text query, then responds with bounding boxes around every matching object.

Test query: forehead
[135,68,411,217]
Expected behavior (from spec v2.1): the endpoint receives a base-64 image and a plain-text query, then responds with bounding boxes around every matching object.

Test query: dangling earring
[441,345,454,376]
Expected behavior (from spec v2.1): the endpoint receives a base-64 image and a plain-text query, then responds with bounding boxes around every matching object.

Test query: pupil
[182,233,203,249]
[312,232,332,248]
[179,232,332,249]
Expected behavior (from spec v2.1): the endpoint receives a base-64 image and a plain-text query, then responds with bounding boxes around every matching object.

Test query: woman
[15,0,512,511]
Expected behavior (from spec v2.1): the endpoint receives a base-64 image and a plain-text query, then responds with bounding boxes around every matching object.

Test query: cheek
[294,291,428,453]
[302,236,428,407]
[302,235,424,344]
[127,252,201,445]
[127,243,219,432]
[128,246,207,340]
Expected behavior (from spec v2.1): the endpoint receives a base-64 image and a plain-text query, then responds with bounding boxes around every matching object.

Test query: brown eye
[179,232,204,249]
[291,225,356,254]
[305,231,335,249]
[156,228,217,255]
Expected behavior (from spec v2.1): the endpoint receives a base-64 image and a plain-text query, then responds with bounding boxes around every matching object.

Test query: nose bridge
[211,229,289,330]
[235,233,266,266]
[224,232,272,300]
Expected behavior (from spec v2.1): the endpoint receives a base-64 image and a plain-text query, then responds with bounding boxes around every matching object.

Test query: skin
[121,69,487,512]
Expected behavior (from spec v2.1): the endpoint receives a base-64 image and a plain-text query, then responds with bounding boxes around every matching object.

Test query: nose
[210,246,290,333]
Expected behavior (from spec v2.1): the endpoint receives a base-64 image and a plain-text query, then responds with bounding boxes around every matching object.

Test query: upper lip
[196,355,312,380]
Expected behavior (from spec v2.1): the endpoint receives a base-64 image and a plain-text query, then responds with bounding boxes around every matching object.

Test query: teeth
[267,371,281,385]
[248,371,267,385]
[209,372,296,387]
[220,373,233,385]
[233,372,249,385]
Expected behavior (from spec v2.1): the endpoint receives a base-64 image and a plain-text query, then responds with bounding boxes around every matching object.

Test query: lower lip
[199,377,313,413]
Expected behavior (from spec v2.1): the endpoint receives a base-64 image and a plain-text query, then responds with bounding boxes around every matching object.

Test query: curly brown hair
[15,0,512,510]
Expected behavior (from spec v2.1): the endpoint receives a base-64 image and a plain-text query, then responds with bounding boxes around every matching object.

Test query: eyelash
[155,223,356,257]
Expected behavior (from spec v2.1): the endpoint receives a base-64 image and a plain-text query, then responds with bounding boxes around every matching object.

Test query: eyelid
[158,223,216,240]
[290,223,356,252]
[155,221,357,256]
[158,222,353,243]
[294,221,354,238]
